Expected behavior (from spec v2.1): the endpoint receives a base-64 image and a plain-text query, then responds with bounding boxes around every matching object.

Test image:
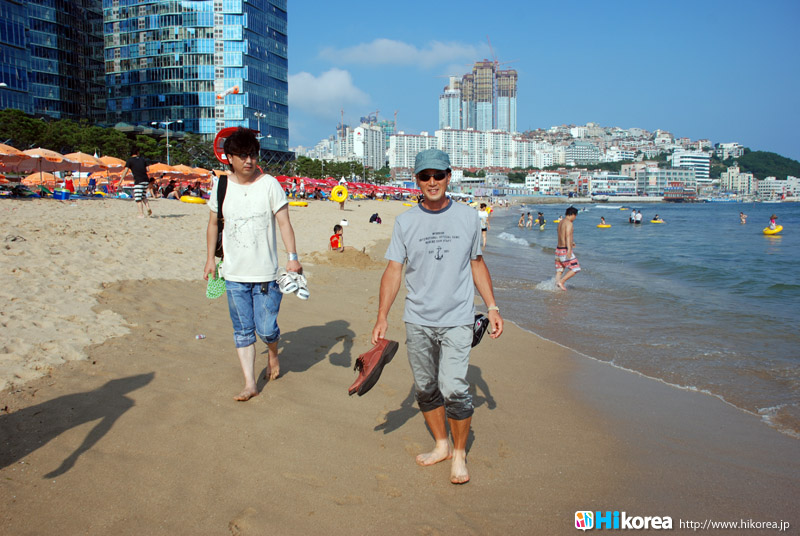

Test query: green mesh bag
[206,261,226,299]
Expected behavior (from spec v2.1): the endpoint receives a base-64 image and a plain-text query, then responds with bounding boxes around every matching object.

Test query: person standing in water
[555,207,580,291]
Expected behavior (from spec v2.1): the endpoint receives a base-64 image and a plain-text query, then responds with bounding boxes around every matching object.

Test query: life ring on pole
[331,185,348,203]
[213,127,240,165]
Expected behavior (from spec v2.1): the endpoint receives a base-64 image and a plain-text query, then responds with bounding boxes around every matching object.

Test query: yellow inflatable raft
[180,195,206,204]
[597,224,611,228]
[763,225,783,235]
[288,201,308,207]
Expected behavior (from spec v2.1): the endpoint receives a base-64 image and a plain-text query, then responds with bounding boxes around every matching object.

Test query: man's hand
[372,317,388,346]
[487,310,503,339]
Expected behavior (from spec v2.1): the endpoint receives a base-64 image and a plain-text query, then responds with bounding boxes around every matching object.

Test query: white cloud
[319,39,485,69]
[288,69,370,120]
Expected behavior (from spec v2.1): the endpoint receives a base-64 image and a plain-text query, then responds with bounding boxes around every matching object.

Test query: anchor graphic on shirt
[434,247,443,260]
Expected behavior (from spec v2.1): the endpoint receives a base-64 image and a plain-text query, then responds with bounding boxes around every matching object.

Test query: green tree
[724,149,800,180]
[0,108,47,149]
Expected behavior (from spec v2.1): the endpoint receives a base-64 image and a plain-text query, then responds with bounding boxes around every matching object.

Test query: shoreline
[510,321,798,439]
[1,197,798,534]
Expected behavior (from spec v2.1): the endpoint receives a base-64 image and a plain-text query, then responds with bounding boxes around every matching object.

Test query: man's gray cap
[414,149,451,175]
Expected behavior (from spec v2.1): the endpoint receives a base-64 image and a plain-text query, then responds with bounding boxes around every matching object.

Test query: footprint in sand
[377,384,397,397]
[333,494,364,506]
[282,472,326,488]
[228,507,258,536]
[498,440,512,458]
[403,438,423,457]
[375,473,402,498]
[415,524,446,536]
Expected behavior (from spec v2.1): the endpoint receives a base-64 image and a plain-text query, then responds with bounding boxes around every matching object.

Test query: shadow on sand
[255,319,356,391]
[0,373,154,478]
[373,364,496,444]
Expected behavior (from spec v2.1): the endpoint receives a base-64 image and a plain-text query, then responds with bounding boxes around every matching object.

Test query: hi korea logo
[576,512,594,530]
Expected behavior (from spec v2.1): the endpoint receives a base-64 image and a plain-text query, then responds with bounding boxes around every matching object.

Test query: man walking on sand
[372,148,503,485]
[121,149,153,218]
[203,127,302,401]
[555,206,580,291]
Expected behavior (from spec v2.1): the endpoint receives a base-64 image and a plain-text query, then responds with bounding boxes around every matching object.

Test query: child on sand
[330,224,344,251]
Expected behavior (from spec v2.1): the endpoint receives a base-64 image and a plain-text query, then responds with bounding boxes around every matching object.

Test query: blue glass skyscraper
[0,0,32,114]
[0,0,105,120]
[103,0,288,158]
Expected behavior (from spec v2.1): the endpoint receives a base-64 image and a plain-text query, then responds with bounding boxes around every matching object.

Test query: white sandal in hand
[294,273,309,300]
[277,271,299,294]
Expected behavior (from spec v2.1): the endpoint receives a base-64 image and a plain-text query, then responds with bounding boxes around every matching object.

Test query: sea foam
[497,232,529,246]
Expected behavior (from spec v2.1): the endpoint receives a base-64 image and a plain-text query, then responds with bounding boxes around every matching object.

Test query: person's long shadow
[0,373,154,478]
[256,320,356,387]
[374,364,496,438]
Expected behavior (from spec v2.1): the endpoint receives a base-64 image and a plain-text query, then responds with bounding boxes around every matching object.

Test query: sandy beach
[1,196,798,535]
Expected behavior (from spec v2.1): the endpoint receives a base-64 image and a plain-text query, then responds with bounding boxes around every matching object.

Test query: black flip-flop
[472,314,489,347]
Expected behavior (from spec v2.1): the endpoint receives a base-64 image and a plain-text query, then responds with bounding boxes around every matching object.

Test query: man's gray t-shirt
[385,200,481,327]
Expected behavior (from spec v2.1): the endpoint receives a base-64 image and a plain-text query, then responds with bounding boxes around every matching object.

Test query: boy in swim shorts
[555,206,580,291]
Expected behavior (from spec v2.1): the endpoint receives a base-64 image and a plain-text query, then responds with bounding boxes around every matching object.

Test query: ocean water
[484,201,800,437]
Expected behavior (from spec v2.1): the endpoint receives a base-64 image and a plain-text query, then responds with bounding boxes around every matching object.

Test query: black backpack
[214,175,228,258]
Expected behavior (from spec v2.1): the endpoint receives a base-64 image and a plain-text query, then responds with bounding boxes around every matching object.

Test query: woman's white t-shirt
[208,174,288,283]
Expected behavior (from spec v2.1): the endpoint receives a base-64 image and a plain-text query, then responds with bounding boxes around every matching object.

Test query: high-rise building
[388,131,436,170]
[472,60,495,132]
[0,0,32,114]
[0,0,105,120]
[103,0,289,156]
[352,123,385,170]
[495,69,517,133]
[438,76,460,130]
[440,59,517,133]
[459,73,475,130]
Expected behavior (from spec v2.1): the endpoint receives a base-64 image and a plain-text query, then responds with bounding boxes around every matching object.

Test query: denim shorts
[225,280,282,348]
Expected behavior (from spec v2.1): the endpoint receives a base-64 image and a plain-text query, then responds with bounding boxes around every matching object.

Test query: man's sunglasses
[232,152,259,160]
[417,171,448,182]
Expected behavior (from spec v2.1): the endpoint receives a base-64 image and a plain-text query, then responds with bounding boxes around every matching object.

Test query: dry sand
[1,196,798,535]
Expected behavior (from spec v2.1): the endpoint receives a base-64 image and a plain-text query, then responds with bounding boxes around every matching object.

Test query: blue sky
[287,0,800,161]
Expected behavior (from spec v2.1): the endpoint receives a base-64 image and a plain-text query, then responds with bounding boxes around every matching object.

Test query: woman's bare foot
[234,387,258,401]
[450,450,470,484]
[415,440,452,466]
[265,353,280,381]
[556,280,567,291]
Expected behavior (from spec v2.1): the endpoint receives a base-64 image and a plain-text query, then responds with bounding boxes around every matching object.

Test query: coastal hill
[717,149,800,180]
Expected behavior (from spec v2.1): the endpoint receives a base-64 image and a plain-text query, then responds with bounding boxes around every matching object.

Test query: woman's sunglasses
[417,171,447,182]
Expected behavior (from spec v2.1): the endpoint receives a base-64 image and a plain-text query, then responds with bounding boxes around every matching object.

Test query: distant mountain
[725,150,800,180]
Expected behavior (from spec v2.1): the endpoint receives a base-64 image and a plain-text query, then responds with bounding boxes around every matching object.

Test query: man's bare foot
[147,208,152,217]
[265,354,280,381]
[556,280,567,291]
[234,387,258,401]
[450,450,470,484]
[415,441,452,466]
